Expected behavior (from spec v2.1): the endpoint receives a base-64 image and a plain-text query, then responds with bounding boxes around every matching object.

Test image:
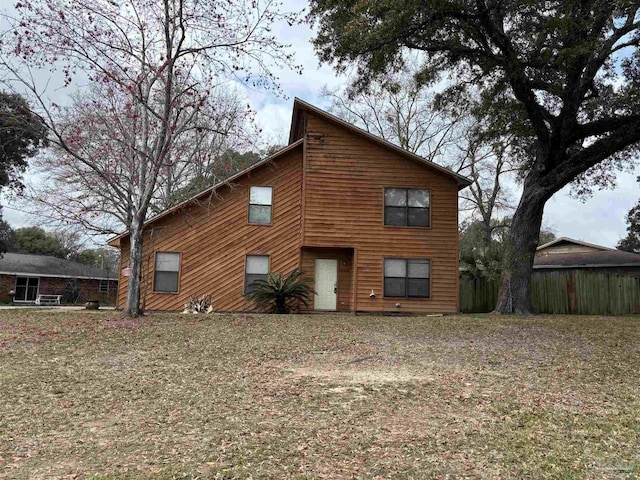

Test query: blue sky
[2,0,639,248]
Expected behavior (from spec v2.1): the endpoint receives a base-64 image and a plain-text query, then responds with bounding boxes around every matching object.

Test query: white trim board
[0,272,116,281]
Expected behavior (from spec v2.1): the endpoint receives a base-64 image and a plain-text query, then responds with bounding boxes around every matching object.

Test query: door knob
[334,286,337,294]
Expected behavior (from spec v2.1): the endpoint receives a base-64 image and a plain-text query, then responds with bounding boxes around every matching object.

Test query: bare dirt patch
[287,364,428,384]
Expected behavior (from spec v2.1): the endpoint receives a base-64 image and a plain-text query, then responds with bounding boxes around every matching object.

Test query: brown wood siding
[117,147,303,311]
[303,113,460,313]
[300,247,354,311]
[115,107,463,314]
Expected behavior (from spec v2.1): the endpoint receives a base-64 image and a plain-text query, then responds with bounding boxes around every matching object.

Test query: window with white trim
[14,277,39,302]
[249,186,273,224]
[384,188,430,227]
[384,258,430,298]
[245,255,269,295]
[154,252,180,293]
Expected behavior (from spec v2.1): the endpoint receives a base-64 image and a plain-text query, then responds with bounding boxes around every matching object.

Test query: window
[154,252,180,293]
[384,258,430,298]
[99,279,109,293]
[384,188,430,227]
[14,277,39,302]
[249,186,272,224]
[245,255,269,295]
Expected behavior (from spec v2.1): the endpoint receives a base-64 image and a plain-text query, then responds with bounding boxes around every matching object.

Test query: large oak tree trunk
[125,217,144,317]
[494,176,548,314]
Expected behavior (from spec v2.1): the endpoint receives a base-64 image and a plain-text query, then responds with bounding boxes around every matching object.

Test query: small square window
[249,186,272,224]
[384,206,406,226]
[384,258,406,277]
[408,189,429,208]
[384,188,430,227]
[384,188,407,207]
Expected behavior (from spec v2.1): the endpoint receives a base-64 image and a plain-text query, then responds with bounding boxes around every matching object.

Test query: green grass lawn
[0,311,639,479]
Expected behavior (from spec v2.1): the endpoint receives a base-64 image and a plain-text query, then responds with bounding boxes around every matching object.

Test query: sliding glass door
[15,277,39,302]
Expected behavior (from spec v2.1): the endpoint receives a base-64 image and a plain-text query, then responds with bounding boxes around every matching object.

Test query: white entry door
[315,259,338,311]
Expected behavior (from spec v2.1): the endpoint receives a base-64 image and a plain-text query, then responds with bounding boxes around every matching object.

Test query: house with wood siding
[109,99,471,313]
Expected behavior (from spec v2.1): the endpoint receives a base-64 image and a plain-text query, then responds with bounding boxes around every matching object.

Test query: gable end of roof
[288,98,472,190]
[536,236,613,252]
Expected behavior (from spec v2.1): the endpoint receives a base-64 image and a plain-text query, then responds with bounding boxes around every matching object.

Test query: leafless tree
[24,84,254,236]
[322,72,459,160]
[1,0,300,316]
[455,123,519,246]
[323,72,518,246]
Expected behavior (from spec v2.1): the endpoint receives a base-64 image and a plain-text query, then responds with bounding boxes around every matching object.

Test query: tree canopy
[460,219,556,281]
[617,204,640,253]
[309,0,640,313]
[0,219,16,255]
[310,0,640,192]
[72,248,120,272]
[11,227,74,259]
[0,91,47,254]
[3,0,300,316]
[0,222,120,267]
[617,181,640,253]
[0,91,47,191]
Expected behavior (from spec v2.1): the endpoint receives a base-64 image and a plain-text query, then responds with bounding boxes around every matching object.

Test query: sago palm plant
[249,270,313,314]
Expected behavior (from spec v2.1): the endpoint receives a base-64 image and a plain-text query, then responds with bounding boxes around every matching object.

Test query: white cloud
[237,0,351,140]
[253,102,292,146]
[542,166,639,248]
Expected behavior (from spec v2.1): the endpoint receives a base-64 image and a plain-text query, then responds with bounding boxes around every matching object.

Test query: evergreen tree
[617,185,640,254]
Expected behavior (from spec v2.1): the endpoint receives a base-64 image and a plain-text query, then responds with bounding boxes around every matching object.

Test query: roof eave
[0,270,117,280]
[536,236,614,252]
[288,100,303,145]
[289,98,473,190]
[533,263,640,269]
[109,139,304,245]
[107,236,121,247]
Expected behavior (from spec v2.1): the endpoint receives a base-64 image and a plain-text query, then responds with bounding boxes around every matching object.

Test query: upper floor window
[154,252,180,293]
[249,186,272,224]
[384,188,430,227]
[245,255,270,295]
[384,258,430,298]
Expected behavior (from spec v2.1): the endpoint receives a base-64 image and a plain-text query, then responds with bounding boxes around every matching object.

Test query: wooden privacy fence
[460,270,640,315]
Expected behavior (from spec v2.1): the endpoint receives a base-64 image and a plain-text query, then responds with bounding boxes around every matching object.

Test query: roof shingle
[0,253,117,280]
[534,250,640,268]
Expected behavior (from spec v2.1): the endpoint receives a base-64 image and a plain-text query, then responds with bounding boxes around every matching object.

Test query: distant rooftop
[0,252,117,280]
[534,237,640,269]
[536,237,613,252]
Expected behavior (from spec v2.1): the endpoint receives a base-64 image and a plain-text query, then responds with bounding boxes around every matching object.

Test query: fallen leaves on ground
[0,311,639,479]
